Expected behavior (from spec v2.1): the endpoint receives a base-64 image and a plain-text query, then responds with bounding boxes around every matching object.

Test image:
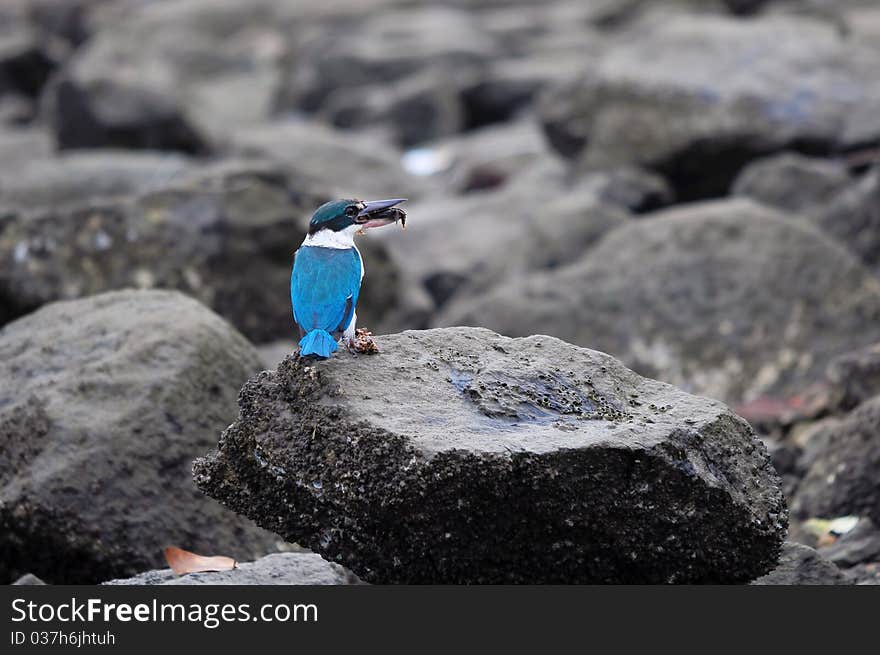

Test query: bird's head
[308,198,407,236]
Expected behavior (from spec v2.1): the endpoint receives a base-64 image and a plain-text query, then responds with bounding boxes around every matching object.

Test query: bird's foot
[353,328,379,354]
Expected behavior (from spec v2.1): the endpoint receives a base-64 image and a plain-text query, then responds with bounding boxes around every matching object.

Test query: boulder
[818,518,880,568]
[275,6,494,116]
[792,396,880,525]
[39,0,300,151]
[195,327,787,584]
[0,158,414,342]
[377,180,631,310]
[104,552,361,585]
[539,13,880,199]
[752,542,849,585]
[0,150,191,209]
[732,153,852,214]
[824,342,880,412]
[438,199,880,405]
[322,69,465,148]
[225,119,429,200]
[810,169,880,277]
[0,290,277,584]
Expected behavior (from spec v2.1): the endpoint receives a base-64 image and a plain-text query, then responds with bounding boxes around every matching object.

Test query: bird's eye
[345,205,358,217]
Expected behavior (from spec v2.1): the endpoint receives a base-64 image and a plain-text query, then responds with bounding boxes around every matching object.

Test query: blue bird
[291,198,407,358]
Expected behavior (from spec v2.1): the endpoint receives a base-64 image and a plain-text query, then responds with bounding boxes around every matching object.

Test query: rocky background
[2,0,879,584]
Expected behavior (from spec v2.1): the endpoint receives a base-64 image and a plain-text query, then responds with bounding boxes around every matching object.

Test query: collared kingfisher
[291,198,407,358]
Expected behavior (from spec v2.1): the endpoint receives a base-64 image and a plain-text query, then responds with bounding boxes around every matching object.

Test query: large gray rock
[752,543,849,585]
[40,0,299,151]
[378,181,631,311]
[224,119,429,200]
[736,161,880,277]
[732,153,852,214]
[0,150,191,209]
[818,518,880,568]
[438,199,880,405]
[810,169,880,277]
[0,159,414,342]
[539,13,880,199]
[194,327,787,584]
[105,552,361,585]
[0,290,277,584]
[792,396,880,525]
[275,6,494,117]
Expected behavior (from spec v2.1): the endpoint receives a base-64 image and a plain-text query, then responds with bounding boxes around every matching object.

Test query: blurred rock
[818,518,880,568]
[105,552,361,585]
[0,158,415,342]
[824,342,880,412]
[378,181,631,310]
[43,76,208,153]
[793,396,880,524]
[732,153,852,213]
[811,169,880,276]
[0,290,277,584]
[0,150,191,209]
[276,6,494,115]
[0,126,52,173]
[540,13,880,199]
[438,199,880,404]
[225,119,429,200]
[323,69,464,147]
[845,562,880,584]
[195,327,787,584]
[752,542,849,585]
[39,0,301,151]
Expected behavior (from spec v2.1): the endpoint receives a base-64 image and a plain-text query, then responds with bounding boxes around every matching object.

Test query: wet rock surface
[0,290,276,584]
[438,199,880,405]
[195,327,786,584]
[105,552,361,585]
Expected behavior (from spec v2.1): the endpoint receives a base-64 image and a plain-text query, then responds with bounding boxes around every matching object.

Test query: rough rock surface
[0,290,276,584]
[752,542,849,585]
[438,199,880,405]
[105,552,361,585]
[195,327,787,584]
[540,13,880,199]
[792,396,880,525]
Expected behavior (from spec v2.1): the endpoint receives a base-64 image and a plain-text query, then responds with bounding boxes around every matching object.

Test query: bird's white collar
[301,225,359,249]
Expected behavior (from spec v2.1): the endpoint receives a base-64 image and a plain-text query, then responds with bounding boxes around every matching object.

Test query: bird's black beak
[356,198,408,230]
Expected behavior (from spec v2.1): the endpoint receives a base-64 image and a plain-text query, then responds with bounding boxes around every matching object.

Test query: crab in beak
[355,198,407,234]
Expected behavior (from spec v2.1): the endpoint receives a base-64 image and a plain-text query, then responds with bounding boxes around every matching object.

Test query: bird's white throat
[301,225,360,249]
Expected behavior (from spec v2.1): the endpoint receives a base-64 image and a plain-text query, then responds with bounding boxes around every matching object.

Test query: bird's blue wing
[291,246,362,336]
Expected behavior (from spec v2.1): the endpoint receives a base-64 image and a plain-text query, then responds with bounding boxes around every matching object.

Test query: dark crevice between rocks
[0,286,40,329]
[50,78,210,155]
[652,136,834,203]
[0,502,148,584]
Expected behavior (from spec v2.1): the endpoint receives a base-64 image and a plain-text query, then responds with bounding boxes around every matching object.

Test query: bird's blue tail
[299,329,338,358]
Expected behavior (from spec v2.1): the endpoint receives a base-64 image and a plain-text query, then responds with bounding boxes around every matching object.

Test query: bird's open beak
[356,198,408,230]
